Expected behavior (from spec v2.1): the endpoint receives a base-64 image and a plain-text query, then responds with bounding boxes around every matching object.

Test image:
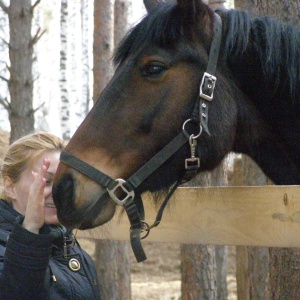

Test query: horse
[53,0,300,261]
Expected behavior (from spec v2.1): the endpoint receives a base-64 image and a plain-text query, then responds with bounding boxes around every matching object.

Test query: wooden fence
[77,185,300,248]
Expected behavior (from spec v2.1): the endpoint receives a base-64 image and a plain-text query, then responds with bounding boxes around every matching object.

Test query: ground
[79,239,237,300]
[131,242,181,300]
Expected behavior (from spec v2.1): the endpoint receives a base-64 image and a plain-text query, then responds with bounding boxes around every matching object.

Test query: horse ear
[144,0,159,12]
[144,0,176,12]
[177,0,213,34]
[177,0,207,18]
[143,0,163,12]
[177,0,196,10]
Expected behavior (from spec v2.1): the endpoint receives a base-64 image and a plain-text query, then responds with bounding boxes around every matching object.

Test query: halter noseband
[59,13,222,262]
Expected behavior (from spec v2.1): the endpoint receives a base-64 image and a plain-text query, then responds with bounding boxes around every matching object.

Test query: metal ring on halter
[182,118,203,139]
[140,221,150,239]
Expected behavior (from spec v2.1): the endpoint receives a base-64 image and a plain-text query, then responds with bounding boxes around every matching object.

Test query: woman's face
[11,151,60,225]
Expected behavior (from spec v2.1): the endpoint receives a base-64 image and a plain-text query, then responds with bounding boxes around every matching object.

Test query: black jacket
[0,200,101,300]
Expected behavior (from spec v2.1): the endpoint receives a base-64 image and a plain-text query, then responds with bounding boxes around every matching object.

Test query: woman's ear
[3,176,17,200]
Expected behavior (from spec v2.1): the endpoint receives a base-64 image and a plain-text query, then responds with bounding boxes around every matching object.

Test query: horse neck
[220,9,300,109]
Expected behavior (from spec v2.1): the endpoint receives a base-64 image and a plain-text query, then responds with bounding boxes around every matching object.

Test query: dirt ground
[79,238,237,300]
[130,242,181,300]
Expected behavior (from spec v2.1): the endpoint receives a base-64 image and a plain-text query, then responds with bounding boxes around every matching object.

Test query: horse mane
[219,9,300,102]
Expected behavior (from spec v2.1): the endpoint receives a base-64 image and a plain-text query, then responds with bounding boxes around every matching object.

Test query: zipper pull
[63,236,67,258]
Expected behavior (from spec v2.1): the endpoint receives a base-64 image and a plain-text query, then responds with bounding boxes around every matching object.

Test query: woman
[0,132,101,299]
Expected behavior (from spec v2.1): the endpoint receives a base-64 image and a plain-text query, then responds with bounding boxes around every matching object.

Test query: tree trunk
[6,0,34,142]
[59,0,70,141]
[230,155,270,300]
[269,248,300,298]
[116,241,131,299]
[68,0,83,134]
[93,241,132,299]
[181,163,228,300]
[93,0,114,103]
[114,0,132,46]
[215,245,228,300]
[0,5,9,131]
[80,0,91,118]
[94,240,120,299]
[181,243,217,300]
[113,1,132,299]
[235,0,300,24]
[93,1,131,298]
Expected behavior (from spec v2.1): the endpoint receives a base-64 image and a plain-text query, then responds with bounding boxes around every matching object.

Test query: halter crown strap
[206,13,222,75]
[199,13,222,135]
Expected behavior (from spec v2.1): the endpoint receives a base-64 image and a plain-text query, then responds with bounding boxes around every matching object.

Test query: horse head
[53,0,242,230]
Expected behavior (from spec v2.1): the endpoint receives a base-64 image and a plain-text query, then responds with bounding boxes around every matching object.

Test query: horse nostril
[53,173,75,211]
[64,174,74,197]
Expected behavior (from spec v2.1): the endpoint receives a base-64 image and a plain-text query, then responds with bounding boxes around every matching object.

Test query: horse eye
[142,63,167,78]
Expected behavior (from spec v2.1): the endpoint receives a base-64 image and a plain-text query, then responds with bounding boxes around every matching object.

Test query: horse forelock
[220,9,300,102]
[113,1,214,67]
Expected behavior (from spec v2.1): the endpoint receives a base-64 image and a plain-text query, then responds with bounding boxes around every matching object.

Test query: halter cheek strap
[59,13,222,263]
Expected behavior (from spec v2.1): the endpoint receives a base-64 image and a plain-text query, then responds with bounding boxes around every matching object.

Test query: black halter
[60,14,222,262]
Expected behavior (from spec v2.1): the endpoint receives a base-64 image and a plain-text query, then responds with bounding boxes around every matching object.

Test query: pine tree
[0,0,43,142]
[59,0,70,140]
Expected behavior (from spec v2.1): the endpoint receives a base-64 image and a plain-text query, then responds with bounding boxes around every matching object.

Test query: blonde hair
[1,132,65,202]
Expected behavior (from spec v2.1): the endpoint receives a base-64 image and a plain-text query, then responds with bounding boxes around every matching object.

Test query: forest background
[0,0,299,299]
[0,0,147,137]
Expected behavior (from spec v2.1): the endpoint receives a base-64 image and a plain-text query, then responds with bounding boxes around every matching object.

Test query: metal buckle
[107,178,135,206]
[185,157,200,169]
[199,72,217,101]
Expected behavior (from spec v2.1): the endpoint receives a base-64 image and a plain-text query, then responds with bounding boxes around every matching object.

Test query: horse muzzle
[53,169,116,229]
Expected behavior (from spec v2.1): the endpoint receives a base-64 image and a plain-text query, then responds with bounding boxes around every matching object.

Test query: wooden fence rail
[77,186,300,248]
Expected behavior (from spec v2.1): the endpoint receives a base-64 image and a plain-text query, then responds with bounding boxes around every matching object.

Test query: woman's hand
[22,158,50,234]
